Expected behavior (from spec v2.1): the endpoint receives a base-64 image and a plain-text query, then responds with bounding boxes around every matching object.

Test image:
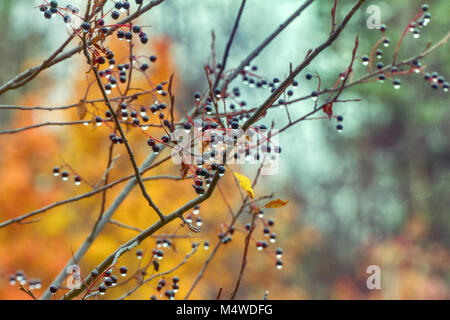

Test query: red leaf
[180,162,189,178]
[323,102,333,119]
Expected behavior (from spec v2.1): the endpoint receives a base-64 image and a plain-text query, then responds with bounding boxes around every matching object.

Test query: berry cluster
[38,1,68,20]
[359,4,447,93]
[9,270,42,291]
[98,54,160,95]
[154,276,179,300]
[185,206,203,229]
[423,71,448,91]
[250,210,283,269]
[52,166,82,186]
[206,207,285,271]
[133,238,201,300]
[177,116,282,195]
[37,1,152,68]
[82,263,129,297]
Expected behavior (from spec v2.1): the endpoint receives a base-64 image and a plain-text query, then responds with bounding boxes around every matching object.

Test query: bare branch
[213,0,247,90]
[230,210,256,299]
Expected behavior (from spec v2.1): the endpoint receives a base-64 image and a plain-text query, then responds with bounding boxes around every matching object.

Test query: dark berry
[111,11,120,19]
[217,165,226,176]
[117,30,125,39]
[81,22,90,32]
[132,25,141,33]
[184,122,192,131]
[140,35,149,44]
[362,55,369,64]
[98,284,107,294]
[97,56,106,64]
[147,138,156,147]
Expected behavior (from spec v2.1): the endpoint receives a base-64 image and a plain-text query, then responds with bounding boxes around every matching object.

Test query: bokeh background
[0,0,449,299]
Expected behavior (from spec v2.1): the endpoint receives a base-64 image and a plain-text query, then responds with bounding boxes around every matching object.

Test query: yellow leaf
[234,172,254,199]
[264,199,289,208]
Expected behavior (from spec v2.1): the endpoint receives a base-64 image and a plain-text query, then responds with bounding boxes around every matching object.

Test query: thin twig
[230,210,256,299]
[92,67,165,221]
[212,0,247,90]
[0,173,182,228]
